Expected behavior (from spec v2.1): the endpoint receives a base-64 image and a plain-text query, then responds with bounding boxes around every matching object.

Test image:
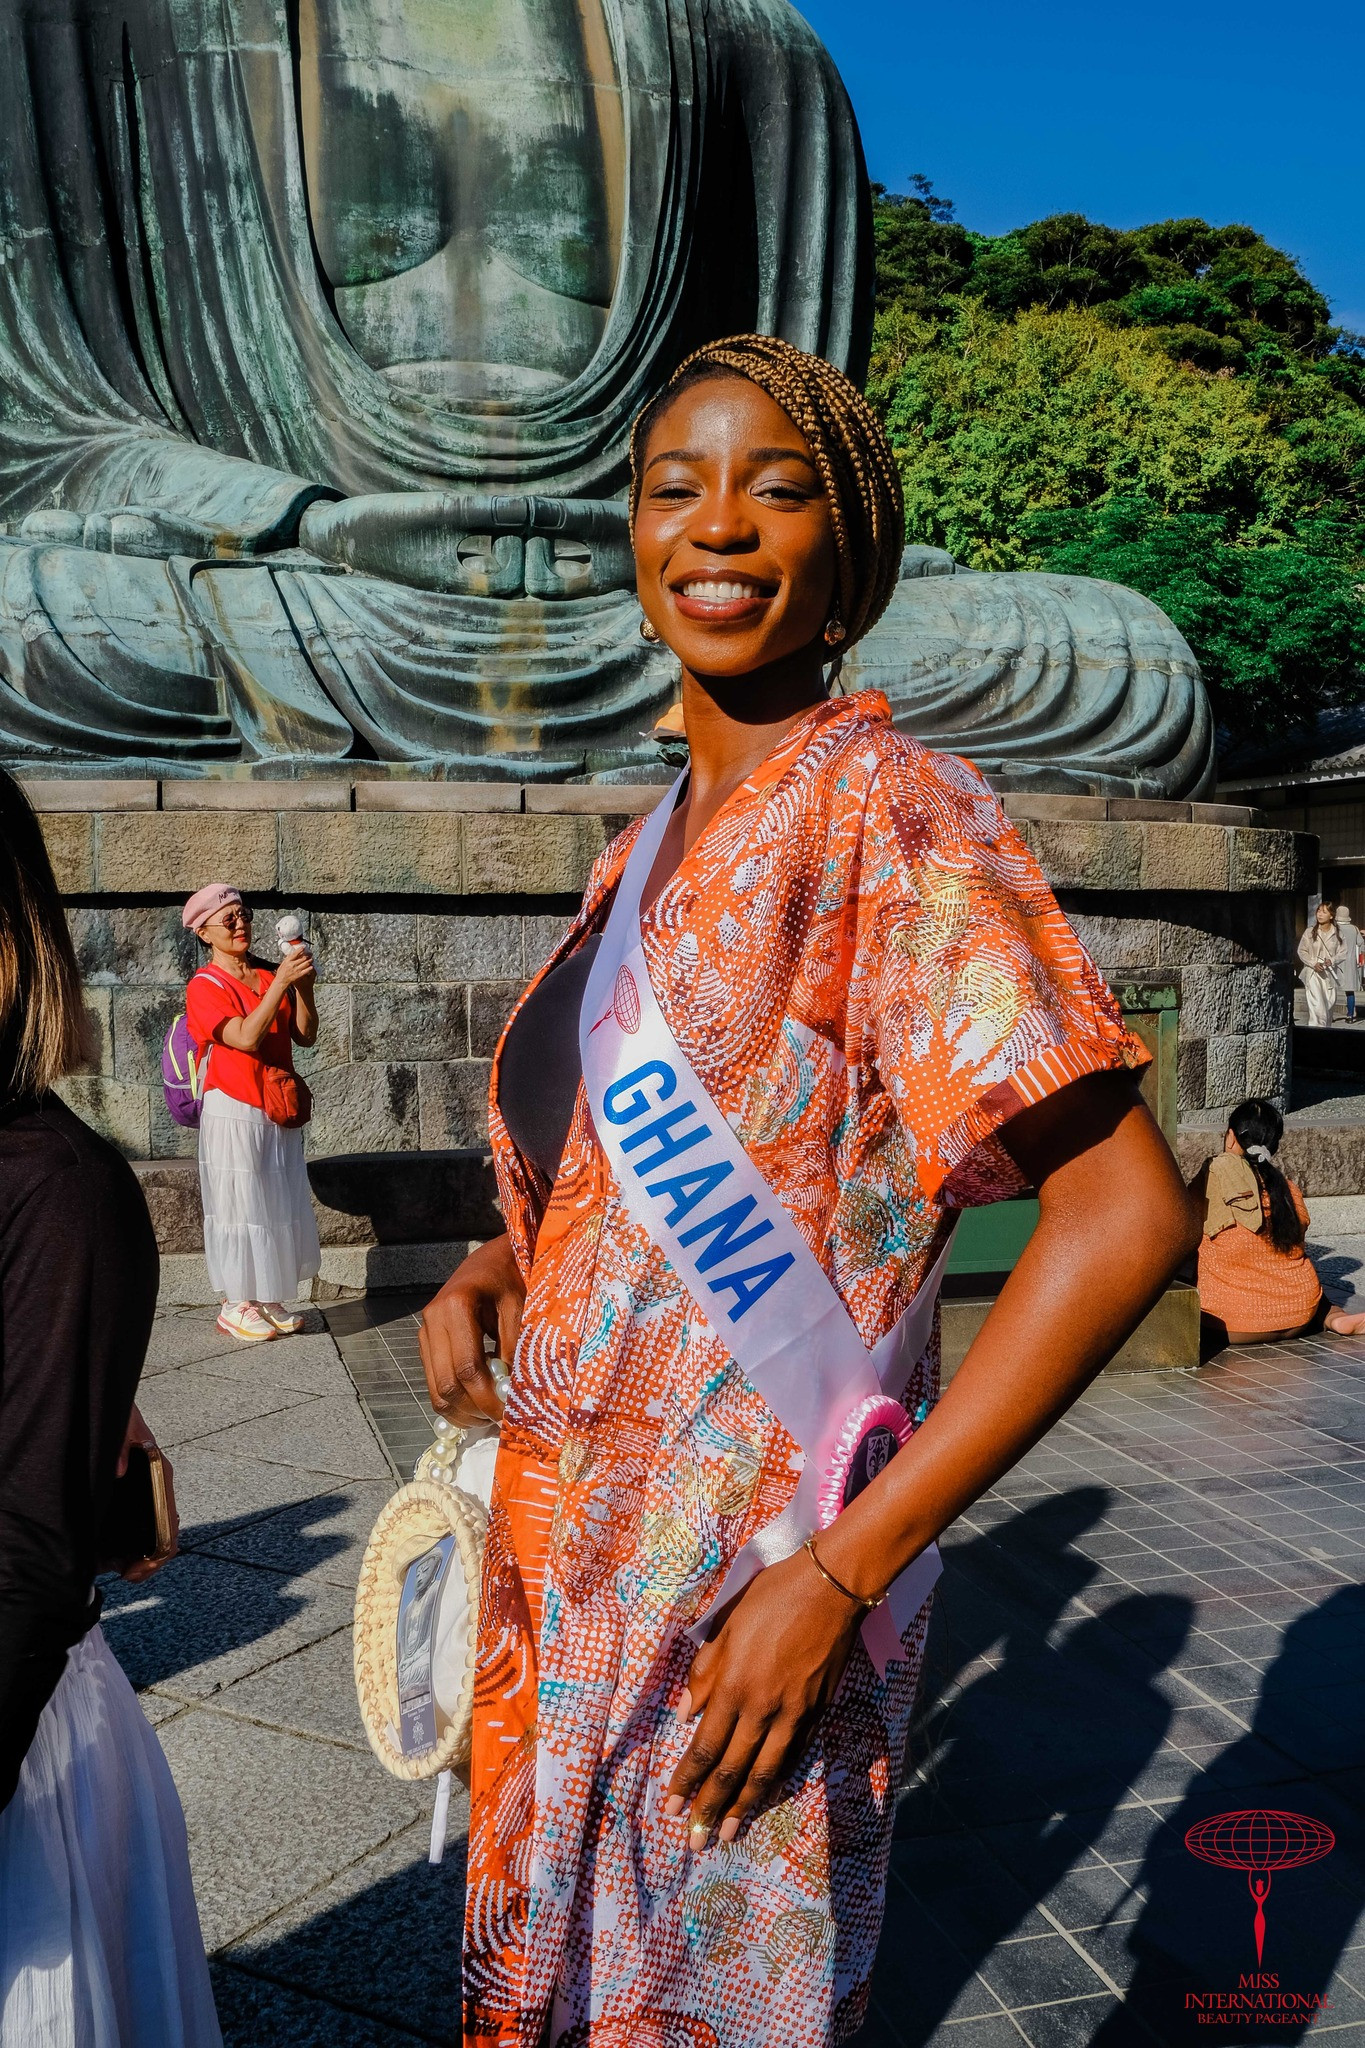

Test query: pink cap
[182,882,243,932]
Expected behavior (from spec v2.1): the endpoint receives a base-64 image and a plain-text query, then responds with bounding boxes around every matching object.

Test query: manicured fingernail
[689,1821,710,1852]
[676,1688,692,1720]
[718,1816,740,1843]
[664,1794,685,1817]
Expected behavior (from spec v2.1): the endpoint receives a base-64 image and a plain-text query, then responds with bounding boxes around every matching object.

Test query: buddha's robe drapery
[0,3,1217,793]
[849,558,1216,800]
[0,0,868,772]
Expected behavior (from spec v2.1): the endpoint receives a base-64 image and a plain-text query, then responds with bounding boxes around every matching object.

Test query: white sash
[579,776,949,1676]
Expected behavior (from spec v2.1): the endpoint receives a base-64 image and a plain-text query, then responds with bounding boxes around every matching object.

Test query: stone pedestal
[30,778,1312,1309]
[997,793,1314,1123]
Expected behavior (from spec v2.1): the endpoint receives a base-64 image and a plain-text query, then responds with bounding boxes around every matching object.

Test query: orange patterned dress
[464,692,1147,2047]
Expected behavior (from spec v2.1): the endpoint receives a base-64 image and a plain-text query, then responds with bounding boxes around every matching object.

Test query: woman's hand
[219,945,315,1052]
[280,946,319,1045]
[419,1233,526,1423]
[117,1404,180,1585]
[664,1547,863,1848]
[272,945,316,993]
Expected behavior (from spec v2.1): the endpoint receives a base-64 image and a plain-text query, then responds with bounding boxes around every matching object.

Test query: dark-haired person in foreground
[0,772,221,2046]
[1194,1095,1365,1347]
[421,336,1198,2048]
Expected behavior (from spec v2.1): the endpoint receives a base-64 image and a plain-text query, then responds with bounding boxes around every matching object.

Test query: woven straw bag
[353,1425,497,1784]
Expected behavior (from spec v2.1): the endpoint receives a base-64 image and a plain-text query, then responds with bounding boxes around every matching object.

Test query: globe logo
[613,967,641,1034]
[1185,1810,1336,1964]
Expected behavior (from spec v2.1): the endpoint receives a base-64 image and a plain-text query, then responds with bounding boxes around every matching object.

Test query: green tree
[869,302,1305,568]
[867,187,1365,738]
[1028,496,1365,741]
[869,190,1342,364]
[871,176,974,316]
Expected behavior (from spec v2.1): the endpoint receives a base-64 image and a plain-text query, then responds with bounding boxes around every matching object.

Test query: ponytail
[1227,1098,1302,1255]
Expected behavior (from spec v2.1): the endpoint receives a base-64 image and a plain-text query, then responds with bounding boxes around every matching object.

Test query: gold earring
[824,615,846,646]
[640,617,660,643]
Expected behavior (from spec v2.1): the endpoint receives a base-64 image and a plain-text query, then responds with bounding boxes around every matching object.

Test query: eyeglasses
[211,907,253,933]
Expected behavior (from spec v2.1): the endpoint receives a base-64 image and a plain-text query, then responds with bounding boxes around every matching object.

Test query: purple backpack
[161,1001,211,1129]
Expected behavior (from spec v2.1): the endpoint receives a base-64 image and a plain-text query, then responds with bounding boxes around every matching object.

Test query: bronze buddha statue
[0,0,1211,794]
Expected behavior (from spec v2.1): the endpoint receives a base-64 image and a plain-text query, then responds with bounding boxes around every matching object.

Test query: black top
[0,1094,159,1809]
[498,936,601,1185]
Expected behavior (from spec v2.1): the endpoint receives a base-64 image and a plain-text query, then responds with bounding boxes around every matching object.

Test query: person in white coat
[1335,903,1362,1021]
[1299,901,1344,1029]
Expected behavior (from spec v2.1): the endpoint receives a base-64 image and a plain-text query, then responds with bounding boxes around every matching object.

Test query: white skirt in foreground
[198,1090,321,1304]
[0,1626,222,2048]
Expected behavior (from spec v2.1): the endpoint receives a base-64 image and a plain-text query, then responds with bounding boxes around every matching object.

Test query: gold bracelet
[803,1535,885,1612]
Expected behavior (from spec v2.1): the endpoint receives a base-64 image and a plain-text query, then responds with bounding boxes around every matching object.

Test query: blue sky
[796,0,1365,334]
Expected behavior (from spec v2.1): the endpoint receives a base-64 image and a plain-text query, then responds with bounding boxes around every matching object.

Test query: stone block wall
[31,779,649,1162]
[996,797,1313,1124]
[28,781,1312,1189]
[62,900,578,1160]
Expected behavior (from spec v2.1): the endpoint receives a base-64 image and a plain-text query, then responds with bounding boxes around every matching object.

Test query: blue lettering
[709,1254,797,1322]
[678,1195,773,1273]
[603,1062,676,1125]
[620,1102,711,1175]
[644,1158,734,1225]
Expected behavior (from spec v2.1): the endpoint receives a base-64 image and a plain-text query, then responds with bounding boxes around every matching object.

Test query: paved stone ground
[105,1306,465,2046]
[113,1302,1365,2047]
[864,1330,1365,2048]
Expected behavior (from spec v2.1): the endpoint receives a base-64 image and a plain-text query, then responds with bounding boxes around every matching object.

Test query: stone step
[132,1148,500,1255]
[943,1283,1201,1377]
[1178,1120,1365,1197]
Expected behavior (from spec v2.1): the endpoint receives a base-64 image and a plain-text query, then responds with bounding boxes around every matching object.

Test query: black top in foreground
[498,936,602,1187]
[0,1093,159,1808]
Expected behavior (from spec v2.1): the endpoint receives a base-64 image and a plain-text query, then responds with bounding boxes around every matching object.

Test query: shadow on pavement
[97,1498,353,1691]
[885,1488,1194,2044]
[1095,1583,1365,2046]
[210,1838,465,2046]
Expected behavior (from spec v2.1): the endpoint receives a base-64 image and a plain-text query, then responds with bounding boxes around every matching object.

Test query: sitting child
[1194,1097,1365,1346]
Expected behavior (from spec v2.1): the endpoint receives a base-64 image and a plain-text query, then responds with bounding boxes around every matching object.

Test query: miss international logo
[613,966,642,1034]
[1184,1809,1336,1965]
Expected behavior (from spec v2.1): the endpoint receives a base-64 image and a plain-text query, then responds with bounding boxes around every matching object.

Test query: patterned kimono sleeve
[853,744,1150,1209]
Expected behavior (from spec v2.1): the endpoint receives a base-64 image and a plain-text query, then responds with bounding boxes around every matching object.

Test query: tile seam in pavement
[168,1454,387,1529]
[334,1375,403,1484]
[1013,1921,1174,2047]
[214,1817,434,1956]
[140,1693,194,1729]
[1047,1412,1363,1568]
[155,1617,355,1702]
[179,1443,389,1483]
[1065,1537,1345,1660]
[172,1693,372,1758]
[147,1396,325,1452]
[177,1537,359,1583]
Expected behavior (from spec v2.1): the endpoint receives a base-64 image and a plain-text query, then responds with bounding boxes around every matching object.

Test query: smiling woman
[422,335,1199,2048]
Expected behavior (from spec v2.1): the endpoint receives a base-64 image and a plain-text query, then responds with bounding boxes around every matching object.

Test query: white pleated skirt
[198,1090,321,1305]
[0,1627,222,2048]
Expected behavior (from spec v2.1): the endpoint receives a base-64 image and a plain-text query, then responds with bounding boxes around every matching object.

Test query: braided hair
[629,334,906,653]
[1227,1098,1303,1255]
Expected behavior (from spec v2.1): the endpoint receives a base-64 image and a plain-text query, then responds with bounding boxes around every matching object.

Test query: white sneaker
[261,1303,305,1335]
[217,1301,277,1343]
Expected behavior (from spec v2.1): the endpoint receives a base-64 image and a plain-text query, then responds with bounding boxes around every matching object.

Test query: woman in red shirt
[183,885,320,1342]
